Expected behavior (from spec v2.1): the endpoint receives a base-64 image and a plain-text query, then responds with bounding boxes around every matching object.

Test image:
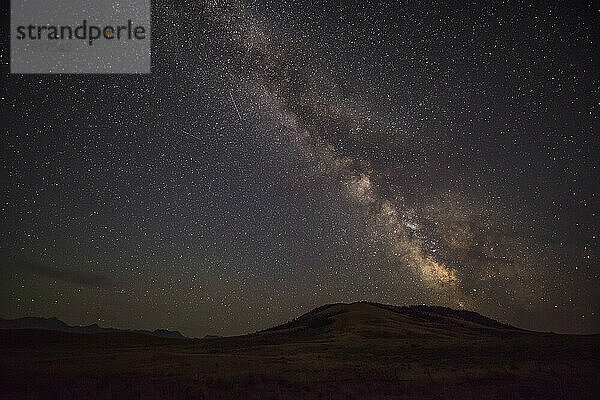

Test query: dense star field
[1,1,599,337]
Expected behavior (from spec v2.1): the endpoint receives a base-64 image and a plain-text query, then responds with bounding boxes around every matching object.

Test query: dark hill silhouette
[261,302,521,339]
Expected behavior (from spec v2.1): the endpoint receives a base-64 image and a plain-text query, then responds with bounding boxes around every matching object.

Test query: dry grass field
[1,302,599,399]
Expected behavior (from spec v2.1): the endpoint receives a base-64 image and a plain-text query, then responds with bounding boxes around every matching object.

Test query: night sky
[1,1,599,337]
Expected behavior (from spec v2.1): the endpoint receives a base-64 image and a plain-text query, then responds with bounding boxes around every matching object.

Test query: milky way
[1,0,598,336]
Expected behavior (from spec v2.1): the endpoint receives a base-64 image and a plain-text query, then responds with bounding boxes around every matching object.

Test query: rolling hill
[262,302,520,338]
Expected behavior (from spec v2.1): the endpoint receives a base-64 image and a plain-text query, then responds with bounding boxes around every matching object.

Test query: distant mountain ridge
[0,316,186,339]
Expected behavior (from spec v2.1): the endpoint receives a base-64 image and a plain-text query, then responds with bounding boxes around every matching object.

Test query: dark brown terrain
[1,302,599,399]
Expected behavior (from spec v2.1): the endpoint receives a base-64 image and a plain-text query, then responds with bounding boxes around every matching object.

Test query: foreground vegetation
[1,303,598,399]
